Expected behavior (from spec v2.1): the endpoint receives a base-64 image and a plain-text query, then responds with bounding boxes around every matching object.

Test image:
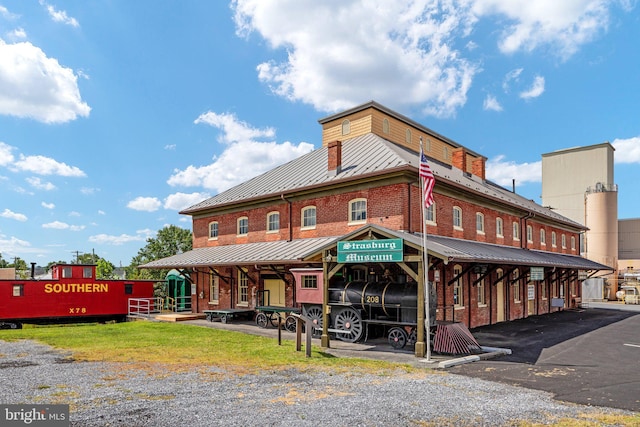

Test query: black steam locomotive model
[301,279,436,349]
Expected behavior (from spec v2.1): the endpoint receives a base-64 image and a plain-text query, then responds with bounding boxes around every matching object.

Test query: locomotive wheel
[334,308,363,343]
[388,327,408,349]
[256,312,268,328]
[305,306,323,337]
[284,315,297,332]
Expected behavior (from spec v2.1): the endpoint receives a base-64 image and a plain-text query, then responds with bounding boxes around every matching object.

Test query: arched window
[453,265,464,307]
[476,212,484,234]
[237,217,248,236]
[513,269,521,302]
[382,118,390,134]
[496,218,504,237]
[561,234,566,249]
[424,138,431,152]
[301,206,316,229]
[209,221,218,239]
[267,212,279,232]
[552,231,557,247]
[349,198,367,224]
[426,203,436,224]
[527,225,533,243]
[513,222,520,240]
[341,119,350,135]
[405,128,412,144]
[453,206,462,229]
[540,229,546,245]
[571,236,576,250]
[443,146,448,160]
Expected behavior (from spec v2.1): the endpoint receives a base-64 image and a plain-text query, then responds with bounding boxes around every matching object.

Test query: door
[496,279,505,322]
[263,279,286,307]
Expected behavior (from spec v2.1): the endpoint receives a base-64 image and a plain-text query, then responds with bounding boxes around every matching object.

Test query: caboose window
[125,284,133,295]
[13,284,24,297]
[83,267,93,278]
[62,267,72,278]
[301,275,318,289]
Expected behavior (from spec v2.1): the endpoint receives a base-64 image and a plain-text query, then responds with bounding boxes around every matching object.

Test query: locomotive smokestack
[31,262,36,279]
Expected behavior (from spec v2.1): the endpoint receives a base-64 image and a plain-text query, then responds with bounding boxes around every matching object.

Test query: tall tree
[96,258,117,280]
[127,225,192,280]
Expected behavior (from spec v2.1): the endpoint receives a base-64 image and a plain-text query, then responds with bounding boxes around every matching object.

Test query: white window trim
[425,203,436,225]
[513,222,520,241]
[208,221,219,240]
[476,212,485,235]
[266,211,280,233]
[496,218,504,238]
[348,198,367,225]
[209,275,219,305]
[453,206,463,231]
[301,206,317,230]
[527,225,533,243]
[237,216,248,236]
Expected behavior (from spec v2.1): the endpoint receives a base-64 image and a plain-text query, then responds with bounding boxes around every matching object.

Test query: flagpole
[419,137,432,362]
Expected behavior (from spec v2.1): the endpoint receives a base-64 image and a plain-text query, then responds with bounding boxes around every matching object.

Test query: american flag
[419,149,435,208]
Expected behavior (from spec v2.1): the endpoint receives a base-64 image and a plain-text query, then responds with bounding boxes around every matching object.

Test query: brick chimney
[452,148,468,173]
[328,140,342,176]
[472,157,486,180]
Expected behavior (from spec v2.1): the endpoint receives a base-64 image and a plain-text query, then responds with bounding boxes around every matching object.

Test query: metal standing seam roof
[141,225,611,272]
[180,133,584,230]
[140,236,340,269]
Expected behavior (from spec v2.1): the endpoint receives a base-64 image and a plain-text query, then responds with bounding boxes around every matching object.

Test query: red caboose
[0,263,155,328]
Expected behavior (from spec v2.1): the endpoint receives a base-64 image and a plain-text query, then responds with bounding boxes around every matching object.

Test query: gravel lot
[0,340,634,427]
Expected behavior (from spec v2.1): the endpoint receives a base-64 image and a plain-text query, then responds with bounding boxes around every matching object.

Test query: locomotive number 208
[365,295,380,304]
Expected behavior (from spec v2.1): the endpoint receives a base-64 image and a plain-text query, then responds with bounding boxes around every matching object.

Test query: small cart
[203,309,254,324]
[255,306,301,332]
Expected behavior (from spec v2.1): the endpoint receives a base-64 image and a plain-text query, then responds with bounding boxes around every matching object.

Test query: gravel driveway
[0,340,633,427]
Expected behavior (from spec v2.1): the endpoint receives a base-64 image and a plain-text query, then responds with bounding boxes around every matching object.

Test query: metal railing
[128,297,163,317]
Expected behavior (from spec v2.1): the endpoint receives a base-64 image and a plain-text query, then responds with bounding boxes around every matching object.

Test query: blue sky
[1,1,639,267]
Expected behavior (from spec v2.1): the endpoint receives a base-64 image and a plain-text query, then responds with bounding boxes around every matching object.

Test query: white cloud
[502,68,523,93]
[80,187,99,195]
[26,176,56,190]
[486,155,541,186]
[7,28,27,40]
[169,111,314,191]
[42,202,55,209]
[0,141,15,166]
[483,94,503,111]
[471,0,613,59]
[13,154,85,176]
[42,221,85,231]
[0,5,18,20]
[1,208,27,222]
[519,75,545,100]
[89,229,155,246]
[164,192,210,211]
[127,197,162,212]
[0,40,90,123]
[613,137,640,164]
[0,234,32,256]
[40,1,79,27]
[233,1,478,117]
[164,144,176,150]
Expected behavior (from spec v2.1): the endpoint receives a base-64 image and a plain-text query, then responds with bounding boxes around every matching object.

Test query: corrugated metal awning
[140,236,339,269]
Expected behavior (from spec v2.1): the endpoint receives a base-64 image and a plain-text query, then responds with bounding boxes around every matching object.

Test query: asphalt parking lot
[450,308,640,412]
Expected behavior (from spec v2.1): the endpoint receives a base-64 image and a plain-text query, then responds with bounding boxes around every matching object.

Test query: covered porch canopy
[141,225,613,358]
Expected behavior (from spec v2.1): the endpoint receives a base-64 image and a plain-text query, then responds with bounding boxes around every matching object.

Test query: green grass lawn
[0,321,412,374]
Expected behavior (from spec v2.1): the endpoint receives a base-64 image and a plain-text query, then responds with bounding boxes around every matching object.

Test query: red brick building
[144,101,610,355]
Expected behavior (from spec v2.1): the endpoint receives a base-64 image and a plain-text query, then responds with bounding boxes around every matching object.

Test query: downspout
[407,183,412,232]
[281,194,293,242]
[519,211,535,249]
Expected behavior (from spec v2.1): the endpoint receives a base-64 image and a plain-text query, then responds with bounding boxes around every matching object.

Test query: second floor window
[513,222,520,240]
[540,228,546,245]
[476,213,484,234]
[527,225,533,243]
[267,212,279,232]
[209,221,218,239]
[302,206,316,229]
[426,203,436,223]
[349,199,367,223]
[453,207,462,229]
[496,218,503,237]
[237,217,248,236]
